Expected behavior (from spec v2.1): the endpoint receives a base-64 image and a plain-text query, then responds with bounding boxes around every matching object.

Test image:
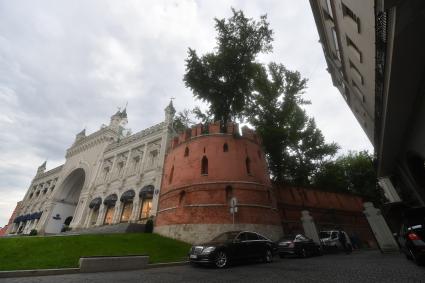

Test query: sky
[0,0,373,227]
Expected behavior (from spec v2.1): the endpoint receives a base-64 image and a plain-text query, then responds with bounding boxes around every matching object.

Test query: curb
[146,261,189,269]
[0,268,80,279]
[0,261,189,279]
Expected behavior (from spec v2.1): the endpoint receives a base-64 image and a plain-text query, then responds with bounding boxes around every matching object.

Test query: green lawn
[0,233,191,271]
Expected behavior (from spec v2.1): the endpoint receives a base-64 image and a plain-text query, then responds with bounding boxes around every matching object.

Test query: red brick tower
[155,122,282,244]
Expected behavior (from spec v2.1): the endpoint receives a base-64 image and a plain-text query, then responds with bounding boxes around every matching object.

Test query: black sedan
[188,231,277,268]
[397,207,425,265]
[277,234,322,258]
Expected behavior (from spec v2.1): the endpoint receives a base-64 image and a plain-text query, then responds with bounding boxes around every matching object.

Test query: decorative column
[130,198,141,223]
[96,205,107,226]
[301,210,320,244]
[84,209,93,228]
[363,202,399,252]
[112,201,123,224]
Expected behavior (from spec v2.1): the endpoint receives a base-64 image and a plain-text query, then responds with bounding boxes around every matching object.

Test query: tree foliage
[247,63,339,185]
[173,107,212,134]
[313,151,382,205]
[183,8,273,125]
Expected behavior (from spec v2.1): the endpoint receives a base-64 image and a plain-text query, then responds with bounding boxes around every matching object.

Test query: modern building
[309,0,425,208]
[8,102,176,235]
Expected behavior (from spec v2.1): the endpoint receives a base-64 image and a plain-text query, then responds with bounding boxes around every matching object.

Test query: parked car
[397,207,425,265]
[277,234,322,258]
[188,231,277,268]
[319,230,352,253]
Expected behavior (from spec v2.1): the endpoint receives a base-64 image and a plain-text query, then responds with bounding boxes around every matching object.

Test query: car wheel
[214,251,228,268]
[264,249,273,263]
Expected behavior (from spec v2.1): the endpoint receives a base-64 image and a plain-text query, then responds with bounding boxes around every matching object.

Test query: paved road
[1,250,424,283]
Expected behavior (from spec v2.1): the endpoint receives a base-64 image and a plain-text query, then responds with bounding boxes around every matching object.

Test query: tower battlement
[172,121,261,149]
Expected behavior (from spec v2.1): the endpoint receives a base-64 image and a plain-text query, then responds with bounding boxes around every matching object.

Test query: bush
[145,219,154,233]
[29,229,38,236]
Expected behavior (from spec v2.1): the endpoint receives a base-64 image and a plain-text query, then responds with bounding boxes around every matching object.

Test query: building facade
[8,102,176,235]
[309,0,375,142]
[310,0,425,210]
[155,122,283,243]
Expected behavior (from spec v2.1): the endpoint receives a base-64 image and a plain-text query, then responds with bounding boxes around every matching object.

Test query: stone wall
[155,223,283,244]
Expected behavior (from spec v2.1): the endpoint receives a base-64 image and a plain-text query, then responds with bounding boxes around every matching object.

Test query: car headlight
[201,247,216,254]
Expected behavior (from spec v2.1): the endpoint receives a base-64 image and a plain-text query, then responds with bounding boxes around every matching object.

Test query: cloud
[0,0,372,226]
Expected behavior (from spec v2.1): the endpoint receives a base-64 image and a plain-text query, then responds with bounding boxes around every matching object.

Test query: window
[352,80,365,102]
[331,27,341,61]
[223,143,228,152]
[29,193,33,199]
[117,161,124,177]
[149,150,158,167]
[132,156,140,171]
[140,198,152,219]
[247,233,259,241]
[346,36,362,62]
[90,208,99,226]
[237,232,249,242]
[246,157,251,175]
[349,61,364,85]
[324,0,333,20]
[120,202,133,222]
[342,2,360,33]
[201,156,208,175]
[104,207,115,225]
[169,166,174,184]
[184,147,189,157]
[103,166,110,180]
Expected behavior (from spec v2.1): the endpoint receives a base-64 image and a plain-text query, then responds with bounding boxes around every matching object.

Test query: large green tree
[313,151,382,205]
[247,63,339,185]
[183,8,273,126]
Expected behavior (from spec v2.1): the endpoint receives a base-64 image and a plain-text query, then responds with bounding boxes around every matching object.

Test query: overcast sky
[0,0,373,227]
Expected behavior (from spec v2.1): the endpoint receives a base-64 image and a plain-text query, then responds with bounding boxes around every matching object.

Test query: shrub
[29,229,38,236]
[145,219,154,233]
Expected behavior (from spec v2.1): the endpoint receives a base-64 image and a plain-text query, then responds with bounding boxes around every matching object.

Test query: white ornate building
[8,102,176,235]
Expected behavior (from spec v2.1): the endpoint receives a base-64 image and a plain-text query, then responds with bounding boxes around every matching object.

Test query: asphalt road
[1,250,424,283]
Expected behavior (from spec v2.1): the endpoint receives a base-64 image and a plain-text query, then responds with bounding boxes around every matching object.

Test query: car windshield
[319,232,331,239]
[211,231,240,242]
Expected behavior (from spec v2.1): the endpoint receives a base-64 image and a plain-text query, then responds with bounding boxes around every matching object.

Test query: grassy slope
[0,233,191,271]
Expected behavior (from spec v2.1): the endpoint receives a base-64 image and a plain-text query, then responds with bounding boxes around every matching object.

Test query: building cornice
[104,122,165,153]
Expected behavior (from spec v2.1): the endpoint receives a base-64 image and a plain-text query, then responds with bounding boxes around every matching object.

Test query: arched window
[184,147,189,157]
[169,166,174,184]
[223,143,229,152]
[201,156,208,175]
[246,157,251,175]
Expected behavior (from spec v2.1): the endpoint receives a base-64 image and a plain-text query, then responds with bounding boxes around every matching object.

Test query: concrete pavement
[1,250,424,283]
